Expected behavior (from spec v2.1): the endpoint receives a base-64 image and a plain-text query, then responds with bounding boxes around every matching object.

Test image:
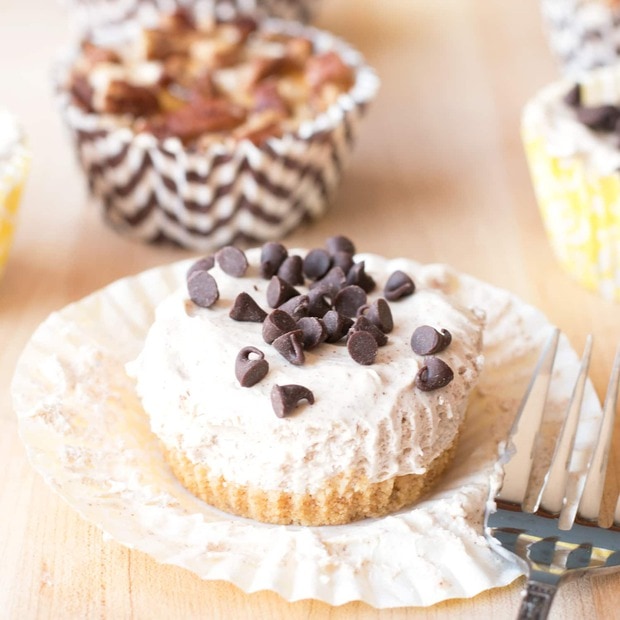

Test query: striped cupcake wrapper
[55,19,379,251]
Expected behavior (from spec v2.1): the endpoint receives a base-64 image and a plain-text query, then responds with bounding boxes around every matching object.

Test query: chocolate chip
[235,346,269,387]
[563,83,581,108]
[384,270,415,301]
[326,235,355,256]
[306,287,332,318]
[260,242,288,279]
[310,266,346,298]
[350,315,388,346]
[576,105,620,131]
[331,251,354,274]
[277,255,304,286]
[216,246,248,277]
[296,316,327,349]
[271,384,315,418]
[262,309,297,344]
[229,292,267,322]
[415,357,454,391]
[303,248,332,280]
[278,294,309,320]
[346,261,376,293]
[410,325,452,355]
[187,270,219,308]
[267,276,300,308]
[365,298,393,333]
[273,329,305,365]
[347,330,378,365]
[186,255,215,280]
[321,310,352,343]
[333,285,367,318]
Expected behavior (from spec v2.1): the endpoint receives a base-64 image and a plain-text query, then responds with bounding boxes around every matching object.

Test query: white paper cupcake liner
[540,0,620,75]
[54,19,378,251]
[11,255,602,608]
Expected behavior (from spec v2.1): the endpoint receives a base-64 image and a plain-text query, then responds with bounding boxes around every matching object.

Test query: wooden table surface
[2,1,620,618]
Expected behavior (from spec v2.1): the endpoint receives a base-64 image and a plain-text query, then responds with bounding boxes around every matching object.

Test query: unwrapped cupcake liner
[54,19,378,251]
[0,112,30,279]
[540,0,620,75]
[522,64,620,301]
[11,255,602,607]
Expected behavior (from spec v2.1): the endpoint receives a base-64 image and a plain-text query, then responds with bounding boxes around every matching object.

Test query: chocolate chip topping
[350,315,388,346]
[272,329,305,365]
[306,287,332,318]
[322,310,353,343]
[267,275,300,308]
[187,270,219,308]
[271,384,315,418]
[303,248,332,280]
[310,266,346,298]
[415,356,454,391]
[277,255,304,286]
[563,83,581,108]
[229,292,267,322]
[296,316,327,349]
[331,250,354,274]
[186,255,215,280]
[410,325,452,355]
[346,261,376,293]
[262,309,297,344]
[260,242,288,279]
[575,104,620,132]
[347,330,378,365]
[384,270,415,301]
[215,245,249,277]
[277,294,309,320]
[333,285,367,318]
[326,235,355,256]
[365,298,393,333]
[235,346,269,387]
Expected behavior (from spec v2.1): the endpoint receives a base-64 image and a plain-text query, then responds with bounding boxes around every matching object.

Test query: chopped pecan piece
[252,80,289,116]
[162,98,246,142]
[234,110,283,145]
[142,29,190,60]
[285,37,313,68]
[246,57,286,88]
[104,80,160,116]
[305,51,354,92]
[80,41,120,65]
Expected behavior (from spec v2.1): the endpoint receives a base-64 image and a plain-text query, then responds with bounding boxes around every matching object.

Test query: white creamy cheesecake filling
[129,249,484,495]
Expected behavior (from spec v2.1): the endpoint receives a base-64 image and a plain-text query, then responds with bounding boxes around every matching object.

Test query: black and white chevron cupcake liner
[540,0,620,75]
[55,20,379,251]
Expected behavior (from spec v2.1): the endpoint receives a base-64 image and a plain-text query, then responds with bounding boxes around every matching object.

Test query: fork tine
[535,335,593,524]
[578,344,620,522]
[497,327,560,505]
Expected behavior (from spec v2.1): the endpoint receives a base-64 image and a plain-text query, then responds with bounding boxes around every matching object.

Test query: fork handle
[517,580,558,620]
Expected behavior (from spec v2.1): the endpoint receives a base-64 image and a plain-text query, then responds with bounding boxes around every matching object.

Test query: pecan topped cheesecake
[56,10,378,250]
[128,237,485,525]
[68,10,355,148]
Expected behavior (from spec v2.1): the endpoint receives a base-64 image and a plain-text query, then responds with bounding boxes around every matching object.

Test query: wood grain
[2,1,620,618]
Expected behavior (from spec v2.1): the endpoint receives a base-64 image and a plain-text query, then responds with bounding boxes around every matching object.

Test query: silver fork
[485,328,620,620]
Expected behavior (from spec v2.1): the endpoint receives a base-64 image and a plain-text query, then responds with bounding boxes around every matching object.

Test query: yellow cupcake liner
[0,139,29,278]
[522,124,620,301]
